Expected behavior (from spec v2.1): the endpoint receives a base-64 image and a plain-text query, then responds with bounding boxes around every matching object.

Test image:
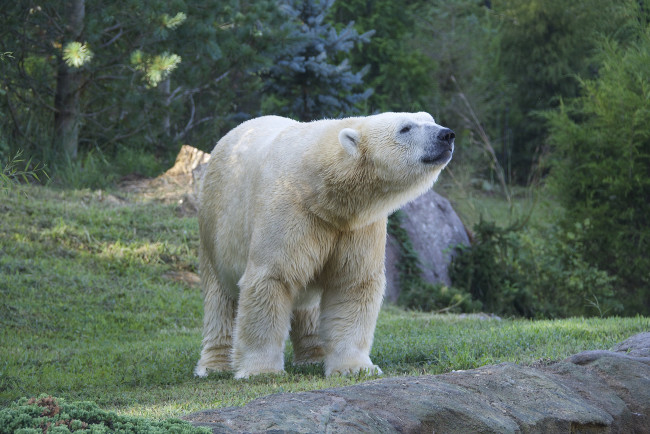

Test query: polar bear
[195,112,454,379]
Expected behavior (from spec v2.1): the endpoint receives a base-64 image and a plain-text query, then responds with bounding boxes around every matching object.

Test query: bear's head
[338,112,454,183]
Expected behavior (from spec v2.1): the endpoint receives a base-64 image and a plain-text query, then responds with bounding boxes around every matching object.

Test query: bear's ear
[339,128,360,158]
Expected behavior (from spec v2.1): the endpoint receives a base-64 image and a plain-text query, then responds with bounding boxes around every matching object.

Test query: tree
[261,0,374,121]
[54,0,86,159]
[330,0,437,114]
[546,26,650,314]
[0,0,288,175]
[0,0,186,161]
[492,0,636,181]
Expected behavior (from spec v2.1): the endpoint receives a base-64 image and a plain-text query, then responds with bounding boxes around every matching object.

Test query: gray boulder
[186,333,650,433]
[385,189,470,303]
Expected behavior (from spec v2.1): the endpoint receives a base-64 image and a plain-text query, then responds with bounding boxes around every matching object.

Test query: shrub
[449,218,534,317]
[449,216,620,318]
[0,395,210,434]
[513,220,620,318]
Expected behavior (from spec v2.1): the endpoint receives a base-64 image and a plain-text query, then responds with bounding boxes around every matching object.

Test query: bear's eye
[399,125,412,134]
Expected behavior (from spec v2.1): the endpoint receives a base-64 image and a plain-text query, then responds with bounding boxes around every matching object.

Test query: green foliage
[513,220,619,318]
[0,0,291,184]
[1,150,48,193]
[450,216,620,318]
[330,0,438,113]
[546,28,650,314]
[388,211,479,313]
[130,51,182,88]
[0,395,210,433]
[3,0,649,190]
[491,0,638,179]
[450,218,534,317]
[261,0,373,120]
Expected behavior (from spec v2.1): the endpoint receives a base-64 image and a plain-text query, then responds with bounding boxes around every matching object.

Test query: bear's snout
[437,128,455,146]
[421,127,454,165]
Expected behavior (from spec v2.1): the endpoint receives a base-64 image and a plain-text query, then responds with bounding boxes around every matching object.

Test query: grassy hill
[1,184,648,419]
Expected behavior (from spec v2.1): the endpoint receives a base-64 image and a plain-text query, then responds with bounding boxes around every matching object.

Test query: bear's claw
[327,364,383,377]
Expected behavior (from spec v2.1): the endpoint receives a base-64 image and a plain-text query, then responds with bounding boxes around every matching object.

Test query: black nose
[437,128,455,144]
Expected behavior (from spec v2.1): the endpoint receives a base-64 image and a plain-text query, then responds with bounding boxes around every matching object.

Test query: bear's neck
[305,147,437,231]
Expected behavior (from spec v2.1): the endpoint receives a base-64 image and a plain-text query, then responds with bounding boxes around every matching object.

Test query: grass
[1,184,648,421]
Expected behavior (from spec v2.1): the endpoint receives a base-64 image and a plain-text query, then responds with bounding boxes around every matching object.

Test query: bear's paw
[233,367,286,380]
[326,363,383,378]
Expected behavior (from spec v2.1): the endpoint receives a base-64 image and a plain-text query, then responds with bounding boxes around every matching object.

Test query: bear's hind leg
[194,261,236,378]
[290,303,325,365]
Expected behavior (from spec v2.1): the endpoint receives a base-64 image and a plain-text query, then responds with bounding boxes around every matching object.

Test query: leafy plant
[330,0,438,113]
[449,215,619,318]
[491,0,636,180]
[1,149,48,194]
[449,218,534,317]
[513,220,619,318]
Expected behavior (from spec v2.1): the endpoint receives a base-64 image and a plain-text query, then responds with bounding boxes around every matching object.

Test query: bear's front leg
[318,221,386,377]
[232,273,294,379]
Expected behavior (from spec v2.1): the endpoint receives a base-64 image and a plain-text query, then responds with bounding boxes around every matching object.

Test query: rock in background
[385,189,470,303]
[185,332,650,433]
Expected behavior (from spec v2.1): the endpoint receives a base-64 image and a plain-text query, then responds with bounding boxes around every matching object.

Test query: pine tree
[262,0,374,121]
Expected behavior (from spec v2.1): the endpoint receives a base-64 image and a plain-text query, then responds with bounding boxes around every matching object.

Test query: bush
[449,216,619,318]
[0,395,210,434]
[449,218,535,317]
[513,220,620,318]
[546,29,650,314]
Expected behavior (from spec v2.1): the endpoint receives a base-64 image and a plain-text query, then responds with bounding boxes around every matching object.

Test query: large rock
[186,333,650,433]
[385,189,470,303]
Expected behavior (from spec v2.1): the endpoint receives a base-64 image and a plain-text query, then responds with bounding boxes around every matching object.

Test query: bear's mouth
[421,149,453,165]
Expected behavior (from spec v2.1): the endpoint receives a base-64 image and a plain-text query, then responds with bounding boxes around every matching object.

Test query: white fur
[195,112,453,378]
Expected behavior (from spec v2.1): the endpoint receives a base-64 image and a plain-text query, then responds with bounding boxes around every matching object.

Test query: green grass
[1,184,648,421]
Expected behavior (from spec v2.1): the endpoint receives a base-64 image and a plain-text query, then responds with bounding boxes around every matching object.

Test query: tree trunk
[161,77,171,137]
[54,0,85,159]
